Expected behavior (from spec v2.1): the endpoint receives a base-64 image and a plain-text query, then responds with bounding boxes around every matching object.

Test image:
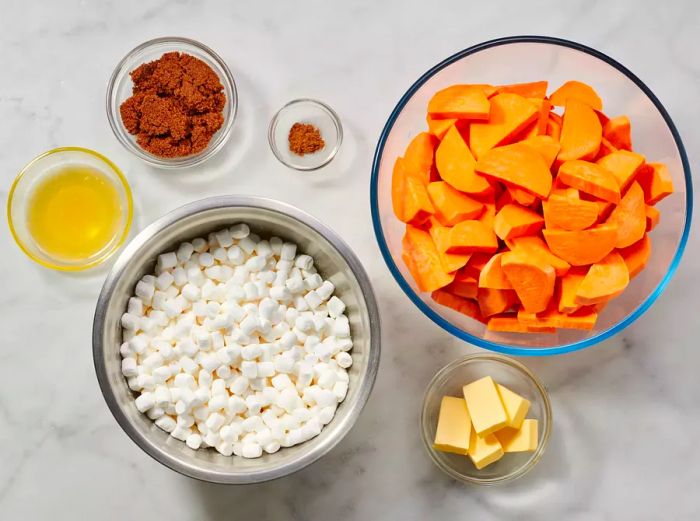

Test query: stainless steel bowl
[93,196,381,483]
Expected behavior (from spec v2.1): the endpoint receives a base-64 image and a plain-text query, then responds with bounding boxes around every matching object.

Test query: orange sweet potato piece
[507,186,538,206]
[477,199,497,229]
[558,160,620,204]
[432,289,485,323]
[449,271,478,298]
[436,125,493,195]
[496,81,548,98]
[501,249,556,313]
[402,225,454,291]
[558,98,602,162]
[392,158,434,225]
[618,234,651,278]
[403,132,437,183]
[518,305,598,330]
[535,98,552,135]
[596,149,645,192]
[487,314,555,333]
[429,224,471,273]
[426,114,456,140]
[542,191,598,231]
[445,220,498,254]
[493,203,544,240]
[606,181,646,248]
[549,80,603,110]
[603,116,632,151]
[478,253,513,290]
[637,162,674,205]
[427,181,484,226]
[428,85,491,120]
[477,288,518,317]
[543,224,618,266]
[475,142,552,198]
[546,112,562,141]
[506,235,570,276]
[557,266,588,313]
[469,93,539,158]
[575,252,629,305]
[645,205,660,231]
[521,135,561,168]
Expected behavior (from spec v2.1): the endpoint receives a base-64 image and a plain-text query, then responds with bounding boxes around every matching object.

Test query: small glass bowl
[268,98,342,171]
[421,354,552,485]
[7,147,133,271]
[106,36,237,169]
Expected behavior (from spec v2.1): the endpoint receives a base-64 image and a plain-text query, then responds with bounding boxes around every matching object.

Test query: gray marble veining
[1,0,699,519]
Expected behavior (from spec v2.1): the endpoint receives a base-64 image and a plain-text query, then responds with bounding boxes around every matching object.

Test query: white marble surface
[1,0,699,519]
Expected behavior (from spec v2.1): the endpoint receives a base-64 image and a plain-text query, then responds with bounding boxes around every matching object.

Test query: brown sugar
[288,122,325,156]
[119,52,226,158]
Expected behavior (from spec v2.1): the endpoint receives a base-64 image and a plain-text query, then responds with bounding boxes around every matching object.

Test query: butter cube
[462,376,508,437]
[496,384,530,429]
[494,418,538,453]
[468,427,504,469]
[433,396,471,455]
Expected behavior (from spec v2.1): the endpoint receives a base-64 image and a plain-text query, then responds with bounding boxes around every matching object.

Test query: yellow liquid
[27,165,122,261]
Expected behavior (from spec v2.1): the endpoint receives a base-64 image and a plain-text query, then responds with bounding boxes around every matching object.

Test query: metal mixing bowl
[93,196,381,484]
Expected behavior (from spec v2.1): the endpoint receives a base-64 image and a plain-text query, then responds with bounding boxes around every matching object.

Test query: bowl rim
[105,36,238,169]
[6,146,134,271]
[370,35,693,356]
[267,98,344,171]
[419,353,552,485]
[92,195,381,484]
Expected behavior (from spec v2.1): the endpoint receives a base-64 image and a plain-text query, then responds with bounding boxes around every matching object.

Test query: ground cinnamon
[120,52,225,158]
[288,123,325,156]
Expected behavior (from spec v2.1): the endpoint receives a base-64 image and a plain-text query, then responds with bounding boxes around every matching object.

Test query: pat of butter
[495,418,538,452]
[433,396,471,455]
[462,376,508,437]
[496,383,530,429]
[468,428,504,469]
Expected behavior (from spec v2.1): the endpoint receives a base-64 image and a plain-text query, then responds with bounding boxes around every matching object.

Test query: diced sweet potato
[596,149,645,192]
[476,142,552,199]
[501,249,556,313]
[427,181,484,226]
[558,160,620,204]
[543,224,619,266]
[402,225,454,291]
[606,181,646,248]
[637,162,674,205]
[436,125,492,195]
[558,99,602,162]
[392,157,434,225]
[550,80,603,111]
[575,252,629,305]
[493,204,544,240]
[428,85,491,120]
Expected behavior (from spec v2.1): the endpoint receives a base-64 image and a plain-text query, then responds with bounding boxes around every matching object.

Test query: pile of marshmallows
[119,224,353,458]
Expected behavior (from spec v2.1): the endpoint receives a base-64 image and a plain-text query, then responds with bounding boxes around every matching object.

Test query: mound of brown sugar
[119,52,226,158]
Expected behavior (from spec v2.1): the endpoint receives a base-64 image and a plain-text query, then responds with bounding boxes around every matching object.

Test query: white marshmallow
[157,252,178,271]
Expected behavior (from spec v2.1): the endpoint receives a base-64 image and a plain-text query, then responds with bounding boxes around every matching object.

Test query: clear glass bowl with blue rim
[370,36,692,356]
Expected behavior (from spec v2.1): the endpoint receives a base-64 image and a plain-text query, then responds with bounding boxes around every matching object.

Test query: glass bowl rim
[6,146,134,271]
[420,353,552,485]
[267,97,343,171]
[370,35,693,356]
[105,36,238,169]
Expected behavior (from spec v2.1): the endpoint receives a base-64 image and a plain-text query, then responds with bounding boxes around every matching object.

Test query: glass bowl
[371,36,692,356]
[268,98,342,171]
[7,147,133,271]
[421,354,551,485]
[106,36,237,169]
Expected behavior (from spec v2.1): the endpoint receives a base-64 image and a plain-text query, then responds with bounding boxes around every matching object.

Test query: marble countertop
[1,0,698,519]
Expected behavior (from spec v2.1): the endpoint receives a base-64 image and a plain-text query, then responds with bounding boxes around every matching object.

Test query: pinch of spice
[288,122,325,156]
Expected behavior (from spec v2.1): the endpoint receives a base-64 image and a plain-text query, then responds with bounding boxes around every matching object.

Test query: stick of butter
[468,427,504,469]
[433,396,471,455]
[496,383,530,429]
[462,376,508,437]
[494,418,538,452]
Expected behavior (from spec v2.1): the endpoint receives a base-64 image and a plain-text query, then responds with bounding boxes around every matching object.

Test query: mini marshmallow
[336,352,353,369]
[304,290,323,310]
[157,252,178,271]
[176,242,194,262]
[172,267,188,287]
[155,271,174,291]
[121,358,138,377]
[257,361,275,377]
[316,280,335,301]
[135,280,155,301]
[304,273,323,290]
[191,237,208,253]
[280,242,297,260]
[155,415,177,433]
[327,296,346,318]
[199,252,215,267]
[121,312,140,331]
[241,443,263,459]
[127,297,144,316]
[230,223,250,239]
[135,392,155,413]
[294,254,314,271]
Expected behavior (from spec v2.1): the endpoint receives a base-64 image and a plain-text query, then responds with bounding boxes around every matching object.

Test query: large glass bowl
[371,36,692,356]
